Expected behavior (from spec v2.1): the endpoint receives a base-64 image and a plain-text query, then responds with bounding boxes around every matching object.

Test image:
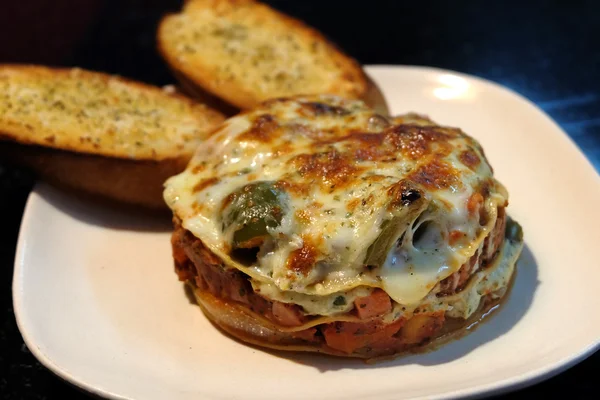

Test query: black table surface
[0,0,598,398]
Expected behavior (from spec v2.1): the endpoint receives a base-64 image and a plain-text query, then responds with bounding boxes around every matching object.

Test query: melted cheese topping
[195,237,524,334]
[164,95,509,310]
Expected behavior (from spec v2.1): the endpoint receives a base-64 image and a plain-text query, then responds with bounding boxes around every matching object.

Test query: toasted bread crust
[157,0,375,110]
[0,64,226,209]
[172,65,390,117]
[0,64,224,160]
[363,74,390,116]
[0,140,187,210]
[170,67,241,117]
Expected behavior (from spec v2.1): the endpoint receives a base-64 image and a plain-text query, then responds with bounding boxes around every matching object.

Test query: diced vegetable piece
[291,328,317,342]
[397,312,445,344]
[364,218,406,267]
[221,181,287,249]
[322,319,404,354]
[354,289,392,319]
[364,184,427,267]
[272,302,305,327]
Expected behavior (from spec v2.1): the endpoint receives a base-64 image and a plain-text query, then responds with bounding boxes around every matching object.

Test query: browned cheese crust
[162,95,522,359]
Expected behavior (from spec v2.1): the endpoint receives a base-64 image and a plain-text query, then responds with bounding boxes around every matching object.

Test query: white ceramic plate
[12,66,600,400]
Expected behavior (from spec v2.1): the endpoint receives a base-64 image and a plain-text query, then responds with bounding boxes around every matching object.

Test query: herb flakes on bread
[157,0,389,114]
[0,65,225,210]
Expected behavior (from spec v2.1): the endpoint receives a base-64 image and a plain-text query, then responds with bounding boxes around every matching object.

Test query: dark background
[0,0,598,398]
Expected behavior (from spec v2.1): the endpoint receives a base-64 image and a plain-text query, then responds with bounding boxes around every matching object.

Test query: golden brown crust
[0,140,187,210]
[0,64,225,160]
[157,0,377,110]
[169,67,241,117]
[363,73,390,116]
[0,64,226,210]
[171,63,389,117]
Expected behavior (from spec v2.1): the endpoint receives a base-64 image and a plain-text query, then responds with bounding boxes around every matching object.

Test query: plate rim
[11,64,600,400]
[365,64,599,177]
[11,188,131,400]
